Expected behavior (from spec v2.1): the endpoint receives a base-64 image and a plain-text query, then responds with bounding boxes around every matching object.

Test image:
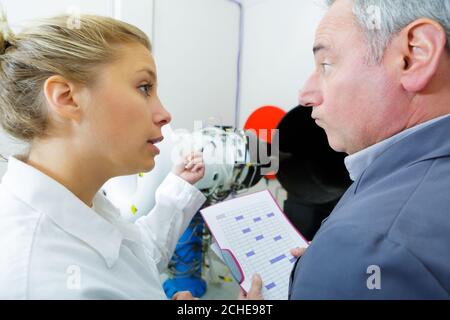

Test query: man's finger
[238,289,247,300]
[290,247,306,257]
[172,291,194,300]
[247,273,263,300]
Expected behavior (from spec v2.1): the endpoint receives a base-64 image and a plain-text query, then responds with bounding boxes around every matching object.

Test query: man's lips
[311,112,321,122]
[312,116,324,127]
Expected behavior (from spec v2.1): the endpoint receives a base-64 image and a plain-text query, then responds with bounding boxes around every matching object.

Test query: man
[244,0,450,299]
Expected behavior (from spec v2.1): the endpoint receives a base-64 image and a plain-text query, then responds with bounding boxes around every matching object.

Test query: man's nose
[298,74,323,107]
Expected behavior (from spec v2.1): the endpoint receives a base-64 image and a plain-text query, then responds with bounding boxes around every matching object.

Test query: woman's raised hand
[172,151,205,185]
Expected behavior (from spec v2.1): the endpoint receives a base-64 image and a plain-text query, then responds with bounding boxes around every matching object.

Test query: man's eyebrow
[137,68,157,81]
[313,44,330,55]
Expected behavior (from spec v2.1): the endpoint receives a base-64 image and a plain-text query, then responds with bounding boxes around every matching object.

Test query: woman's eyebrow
[136,68,157,81]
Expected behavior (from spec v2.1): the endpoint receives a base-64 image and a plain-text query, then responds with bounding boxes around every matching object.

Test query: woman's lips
[148,136,164,144]
[147,136,163,155]
[147,142,160,155]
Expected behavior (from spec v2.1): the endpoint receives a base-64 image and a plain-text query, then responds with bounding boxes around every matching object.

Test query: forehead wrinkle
[314,12,362,59]
[315,0,359,44]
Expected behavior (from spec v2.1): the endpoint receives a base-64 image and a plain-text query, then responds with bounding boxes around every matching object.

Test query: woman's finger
[192,163,204,172]
[185,161,195,170]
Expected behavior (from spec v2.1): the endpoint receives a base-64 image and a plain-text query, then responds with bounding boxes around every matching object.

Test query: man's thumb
[247,273,263,299]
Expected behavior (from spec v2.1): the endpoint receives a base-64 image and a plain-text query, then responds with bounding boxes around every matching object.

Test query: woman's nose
[154,100,172,127]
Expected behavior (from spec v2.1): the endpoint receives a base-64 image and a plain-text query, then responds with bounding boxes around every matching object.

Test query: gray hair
[326,0,450,63]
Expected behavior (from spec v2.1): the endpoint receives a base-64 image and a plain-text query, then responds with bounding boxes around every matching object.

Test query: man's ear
[400,18,447,92]
[43,75,81,121]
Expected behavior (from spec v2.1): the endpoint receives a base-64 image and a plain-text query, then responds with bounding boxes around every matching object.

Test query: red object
[244,106,286,180]
[244,106,286,144]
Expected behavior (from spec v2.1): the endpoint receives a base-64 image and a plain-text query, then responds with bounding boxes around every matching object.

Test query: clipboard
[201,190,309,300]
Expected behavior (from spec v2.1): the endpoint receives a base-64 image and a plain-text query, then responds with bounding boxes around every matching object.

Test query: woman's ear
[43,75,81,121]
[400,18,447,92]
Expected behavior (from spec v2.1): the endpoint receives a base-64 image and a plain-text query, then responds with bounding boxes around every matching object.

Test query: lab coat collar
[1,156,123,268]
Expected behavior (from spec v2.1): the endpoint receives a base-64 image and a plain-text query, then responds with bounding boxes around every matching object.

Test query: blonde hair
[0,11,151,141]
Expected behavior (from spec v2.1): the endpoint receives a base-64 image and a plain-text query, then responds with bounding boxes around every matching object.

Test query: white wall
[152,0,325,130]
[239,0,324,126]
[152,0,239,131]
[116,0,154,42]
[0,0,326,181]
[1,0,114,30]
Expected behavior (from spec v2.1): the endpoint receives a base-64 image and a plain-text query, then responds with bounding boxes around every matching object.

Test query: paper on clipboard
[201,190,309,300]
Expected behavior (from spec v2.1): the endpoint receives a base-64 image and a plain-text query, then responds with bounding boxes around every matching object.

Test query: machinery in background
[102,125,265,221]
[242,105,352,240]
[103,105,352,298]
[176,126,264,202]
[275,106,352,240]
[162,125,266,298]
[103,124,266,298]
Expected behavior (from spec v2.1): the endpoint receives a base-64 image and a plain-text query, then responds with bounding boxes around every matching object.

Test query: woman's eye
[138,84,153,96]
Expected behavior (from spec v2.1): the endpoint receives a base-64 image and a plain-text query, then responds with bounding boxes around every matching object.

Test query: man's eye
[320,63,331,73]
[138,84,153,96]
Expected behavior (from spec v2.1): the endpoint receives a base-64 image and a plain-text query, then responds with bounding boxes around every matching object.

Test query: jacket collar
[355,115,450,193]
[1,156,124,268]
[345,115,450,182]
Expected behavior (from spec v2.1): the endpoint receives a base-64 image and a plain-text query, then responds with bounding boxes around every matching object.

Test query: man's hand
[237,247,307,300]
[172,291,199,300]
[238,273,263,300]
[172,151,205,185]
[290,246,307,258]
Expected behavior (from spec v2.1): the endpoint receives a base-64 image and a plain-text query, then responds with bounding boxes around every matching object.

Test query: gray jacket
[289,117,450,299]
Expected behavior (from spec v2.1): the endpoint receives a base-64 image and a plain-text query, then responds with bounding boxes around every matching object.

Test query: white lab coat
[0,156,206,299]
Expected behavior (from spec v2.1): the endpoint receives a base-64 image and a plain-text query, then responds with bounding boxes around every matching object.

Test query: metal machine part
[173,126,263,202]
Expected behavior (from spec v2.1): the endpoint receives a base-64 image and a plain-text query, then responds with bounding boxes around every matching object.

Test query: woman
[0,13,206,299]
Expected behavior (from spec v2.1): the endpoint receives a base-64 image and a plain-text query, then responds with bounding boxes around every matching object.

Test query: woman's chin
[141,157,156,172]
[118,156,156,176]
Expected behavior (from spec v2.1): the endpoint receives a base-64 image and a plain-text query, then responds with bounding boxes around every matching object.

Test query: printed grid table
[203,191,308,300]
